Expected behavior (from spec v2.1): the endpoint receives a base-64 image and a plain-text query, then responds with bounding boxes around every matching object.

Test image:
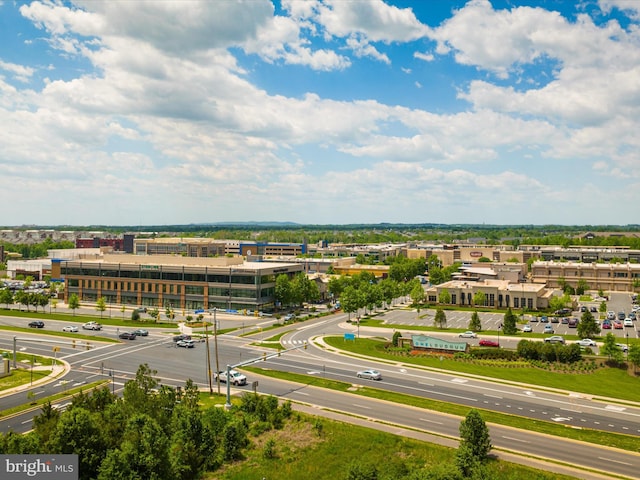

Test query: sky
[1,0,639,227]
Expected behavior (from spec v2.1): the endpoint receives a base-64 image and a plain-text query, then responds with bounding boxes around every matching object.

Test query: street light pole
[204,318,213,394]
[213,308,220,394]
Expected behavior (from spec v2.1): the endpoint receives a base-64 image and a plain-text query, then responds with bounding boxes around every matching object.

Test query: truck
[214,369,247,386]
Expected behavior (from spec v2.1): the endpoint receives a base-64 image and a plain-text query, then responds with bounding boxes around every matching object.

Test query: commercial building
[133,237,306,258]
[531,261,640,292]
[52,254,304,312]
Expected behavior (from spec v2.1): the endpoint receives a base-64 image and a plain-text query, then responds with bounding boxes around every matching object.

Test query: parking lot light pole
[626,332,629,358]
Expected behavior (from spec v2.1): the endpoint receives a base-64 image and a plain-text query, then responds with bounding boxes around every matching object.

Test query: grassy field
[208,409,576,480]
[323,336,640,403]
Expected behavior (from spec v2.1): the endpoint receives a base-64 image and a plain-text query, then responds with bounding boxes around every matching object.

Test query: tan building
[426,279,550,310]
[531,261,640,292]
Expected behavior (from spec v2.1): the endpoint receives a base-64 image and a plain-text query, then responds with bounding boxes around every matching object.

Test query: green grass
[0,307,176,328]
[212,409,577,480]
[0,325,121,343]
[323,336,640,402]
[244,367,640,453]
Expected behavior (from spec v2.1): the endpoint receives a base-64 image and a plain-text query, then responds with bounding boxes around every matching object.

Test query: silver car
[357,369,382,380]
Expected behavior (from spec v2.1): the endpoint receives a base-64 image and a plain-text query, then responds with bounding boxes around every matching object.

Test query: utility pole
[204,317,213,394]
[214,308,220,394]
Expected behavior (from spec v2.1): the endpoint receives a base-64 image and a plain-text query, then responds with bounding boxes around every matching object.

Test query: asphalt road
[2,309,640,479]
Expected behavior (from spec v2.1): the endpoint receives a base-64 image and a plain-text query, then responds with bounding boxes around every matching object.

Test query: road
[1,309,640,479]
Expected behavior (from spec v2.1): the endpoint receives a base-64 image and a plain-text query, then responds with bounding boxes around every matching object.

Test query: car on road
[356,369,382,380]
[283,314,295,322]
[616,343,629,353]
[82,321,102,331]
[479,339,500,347]
[119,332,136,340]
[28,320,44,328]
[458,331,477,338]
[543,324,554,334]
[172,334,191,342]
[544,336,565,344]
[575,338,596,347]
[62,325,78,332]
[624,318,633,327]
[215,370,247,386]
[522,324,533,333]
[133,329,149,336]
[176,339,195,348]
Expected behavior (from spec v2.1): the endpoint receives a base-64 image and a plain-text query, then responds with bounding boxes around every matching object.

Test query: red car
[613,320,624,329]
[479,339,500,347]
[602,321,612,329]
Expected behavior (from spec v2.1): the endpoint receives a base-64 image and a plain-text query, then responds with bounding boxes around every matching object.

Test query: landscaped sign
[411,335,467,352]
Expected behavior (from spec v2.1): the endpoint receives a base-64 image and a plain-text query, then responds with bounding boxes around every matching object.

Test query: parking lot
[380,291,639,340]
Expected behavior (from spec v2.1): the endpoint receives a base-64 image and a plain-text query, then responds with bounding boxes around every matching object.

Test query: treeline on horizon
[2,224,640,258]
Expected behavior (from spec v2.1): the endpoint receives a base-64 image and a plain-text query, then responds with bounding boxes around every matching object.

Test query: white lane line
[484,394,503,399]
[502,436,530,443]
[291,391,309,396]
[353,404,371,410]
[419,418,443,425]
[598,457,632,466]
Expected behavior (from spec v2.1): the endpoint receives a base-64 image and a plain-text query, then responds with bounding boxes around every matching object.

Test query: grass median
[244,366,640,453]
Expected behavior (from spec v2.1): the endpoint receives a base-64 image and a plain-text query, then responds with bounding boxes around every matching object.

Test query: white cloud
[0,60,35,82]
[414,51,434,62]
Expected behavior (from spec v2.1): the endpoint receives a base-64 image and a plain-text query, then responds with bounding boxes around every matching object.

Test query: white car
[215,370,247,386]
[624,318,634,327]
[575,338,596,347]
[616,343,629,353]
[62,325,78,332]
[82,321,102,331]
[458,331,477,338]
[356,369,382,380]
[522,324,532,333]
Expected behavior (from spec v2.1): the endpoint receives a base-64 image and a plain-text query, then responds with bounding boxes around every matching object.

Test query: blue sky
[1,0,639,226]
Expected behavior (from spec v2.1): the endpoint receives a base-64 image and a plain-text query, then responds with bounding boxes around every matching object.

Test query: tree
[274,274,292,309]
[600,332,624,363]
[628,344,640,374]
[468,311,482,332]
[477,256,491,263]
[472,291,486,307]
[549,293,570,312]
[434,308,447,329]
[438,288,451,305]
[599,301,607,313]
[577,310,599,339]
[340,286,360,321]
[502,308,518,335]
[0,288,13,308]
[576,278,589,295]
[410,283,425,317]
[96,297,106,318]
[457,409,491,470]
[68,293,80,316]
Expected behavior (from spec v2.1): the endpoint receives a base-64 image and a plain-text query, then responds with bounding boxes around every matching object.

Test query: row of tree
[0,364,293,480]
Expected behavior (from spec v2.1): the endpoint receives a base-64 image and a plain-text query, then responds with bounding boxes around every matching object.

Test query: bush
[263,438,277,459]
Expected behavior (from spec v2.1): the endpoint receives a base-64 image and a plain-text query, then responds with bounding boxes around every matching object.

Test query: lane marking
[419,418,443,425]
[502,436,530,444]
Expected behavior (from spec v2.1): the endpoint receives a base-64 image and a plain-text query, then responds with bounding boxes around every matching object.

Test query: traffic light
[72,340,76,349]
[304,341,308,350]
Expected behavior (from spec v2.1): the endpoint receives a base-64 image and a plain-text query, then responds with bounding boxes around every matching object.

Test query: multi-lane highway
[1,310,639,479]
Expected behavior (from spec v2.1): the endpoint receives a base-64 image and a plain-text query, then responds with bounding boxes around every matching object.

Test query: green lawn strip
[0,380,110,418]
[0,325,121,344]
[323,336,640,403]
[244,367,640,453]
[0,308,176,329]
[0,369,53,390]
[215,411,574,480]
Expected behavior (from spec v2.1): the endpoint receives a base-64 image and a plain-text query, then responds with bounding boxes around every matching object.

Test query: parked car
[283,314,295,322]
[540,316,549,323]
[529,316,539,323]
[602,320,612,329]
[62,325,78,332]
[550,317,559,323]
[580,306,587,312]
[568,318,579,328]
[561,317,569,324]
[28,320,44,328]
[544,336,565,344]
[629,312,636,320]
[479,339,500,347]
[459,331,477,338]
[543,324,554,334]
[215,370,247,386]
[618,311,626,320]
[624,318,634,327]
[176,339,195,348]
[119,332,136,340]
[613,320,624,329]
[590,306,598,313]
[554,308,571,316]
[82,321,102,331]
[132,329,149,336]
[356,369,382,380]
[575,338,596,347]
[607,311,616,320]
[522,324,533,333]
